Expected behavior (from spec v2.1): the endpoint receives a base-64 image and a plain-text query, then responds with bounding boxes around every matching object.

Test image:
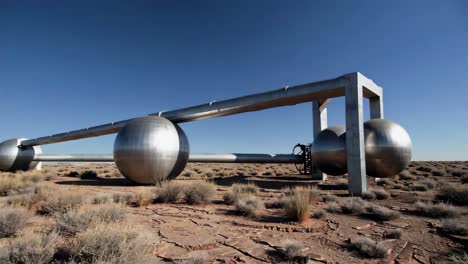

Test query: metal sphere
[113,116,190,184]
[0,138,42,171]
[311,126,347,176]
[364,119,412,178]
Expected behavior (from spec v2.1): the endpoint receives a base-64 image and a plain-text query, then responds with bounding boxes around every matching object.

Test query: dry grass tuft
[54,204,127,236]
[414,201,459,218]
[154,181,183,203]
[37,191,85,215]
[399,171,416,180]
[321,193,338,202]
[461,173,468,184]
[0,208,31,238]
[351,237,388,258]
[234,195,264,218]
[281,186,317,221]
[440,219,468,236]
[282,239,304,259]
[223,183,258,205]
[6,231,62,264]
[65,223,150,264]
[0,175,22,196]
[182,181,216,204]
[436,185,468,206]
[384,229,402,239]
[312,209,326,219]
[365,204,400,221]
[339,197,367,214]
[80,170,98,179]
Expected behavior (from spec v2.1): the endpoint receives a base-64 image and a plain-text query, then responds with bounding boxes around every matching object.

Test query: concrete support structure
[312,99,331,180]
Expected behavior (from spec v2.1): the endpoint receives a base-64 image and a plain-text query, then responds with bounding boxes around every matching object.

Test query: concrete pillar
[369,94,384,119]
[312,99,330,180]
[345,73,367,195]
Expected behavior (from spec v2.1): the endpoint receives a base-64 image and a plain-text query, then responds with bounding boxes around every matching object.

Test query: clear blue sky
[0,1,467,161]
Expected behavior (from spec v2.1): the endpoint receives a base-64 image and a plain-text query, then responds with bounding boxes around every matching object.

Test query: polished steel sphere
[311,126,347,176]
[0,138,42,171]
[113,116,190,184]
[364,119,412,178]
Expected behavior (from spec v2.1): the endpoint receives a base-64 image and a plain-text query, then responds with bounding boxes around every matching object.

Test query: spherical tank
[311,126,347,176]
[0,138,42,171]
[364,119,412,178]
[113,116,190,184]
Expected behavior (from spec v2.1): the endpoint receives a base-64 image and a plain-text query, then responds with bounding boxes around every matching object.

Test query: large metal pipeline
[20,75,351,147]
[33,153,303,164]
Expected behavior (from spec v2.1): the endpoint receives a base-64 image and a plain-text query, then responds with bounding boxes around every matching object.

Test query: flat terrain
[1,161,467,263]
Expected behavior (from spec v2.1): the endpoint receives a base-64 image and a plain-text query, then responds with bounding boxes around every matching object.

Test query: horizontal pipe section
[33,153,303,164]
[20,74,351,147]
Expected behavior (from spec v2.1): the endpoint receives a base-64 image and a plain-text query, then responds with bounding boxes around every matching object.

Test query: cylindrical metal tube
[33,153,303,164]
[20,75,348,147]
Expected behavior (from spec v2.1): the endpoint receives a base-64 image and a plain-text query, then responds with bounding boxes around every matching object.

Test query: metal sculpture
[0,72,412,194]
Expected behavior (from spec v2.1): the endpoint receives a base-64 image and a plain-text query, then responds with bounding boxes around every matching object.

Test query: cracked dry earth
[2,161,468,263]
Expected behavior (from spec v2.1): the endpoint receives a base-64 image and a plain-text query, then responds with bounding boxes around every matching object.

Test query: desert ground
[0,161,467,264]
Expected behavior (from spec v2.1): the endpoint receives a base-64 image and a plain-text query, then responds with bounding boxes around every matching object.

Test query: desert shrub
[20,173,44,184]
[182,181,216,204]
[223,183,258,205]
[321,193,337,202]
[281,186,316,221]
[112,192,134,204]
[325,202,342,213]
[339,197,367,214]
[0,208,31,238]
[420,179,436,189]
[37,192,85,215]
[452,170,466,177]
[234,195,264,217]
[55,204,127,236]
[312,209,326,219]
[448,250,468,264]
[432,169,445,176]
[129,188,154,207]
[361,191,376,200]
[282,239,304,259]
[414,201,459,218]
[436,185,468,206]
[93,194,112,204]
[365,204,400,221]
[3,193,40,209]
[416,166,432,172]
[7,231,61,264]
[461,174,468,184]
[65,224,149,264]
[440,219,468,236]
[67,171,79,177]
[80,170,98,179]
[399,171,416,180]
[204,171,214,178]
[376,178,393,186]
[262,170,273,176]
[0,175,21,196]
[154,181,183,203]
[184,256,205,264]
[336,178,348,189]
[384,229,402,239]
[411,184,429,192]
[352,237,388,258]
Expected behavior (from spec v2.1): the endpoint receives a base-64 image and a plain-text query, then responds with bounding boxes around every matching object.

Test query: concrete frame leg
[35,162,42,171]
[345,73,367,195]
[312,99,330,180]
[369,95,384,119]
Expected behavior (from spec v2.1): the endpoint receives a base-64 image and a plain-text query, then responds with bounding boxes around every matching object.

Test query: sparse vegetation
[67,171,79,177]
[351,237,388,258]
[399,171,416,180]
[414,201,459,218]
[436,185,468,206]
[80,170,98,179]
[54,204,127,236]
[6,231,61,264]
[37,192,85,215]
[339,197,367,214]
[154,181,183,203]
[365,204,400,221]
[234,195,264,217]
[440,219,468,236]
[282,239,304,259]
[312,209,326,219]
[281,186,317,221]
[384,229,402,239]
[182,181,216,204]
[0,208,31,238]
[461,173,468,184]
[223,183,259,205]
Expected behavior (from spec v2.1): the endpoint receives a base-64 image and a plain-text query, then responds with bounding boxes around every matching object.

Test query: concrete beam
[369,94,384,119]
[345,73,367,195]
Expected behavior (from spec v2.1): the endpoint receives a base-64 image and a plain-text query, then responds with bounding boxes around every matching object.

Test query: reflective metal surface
[364,119,412,178]
[0,138,42,171]
[33,154,113,162]
[113,116,190,184]
[21,73,382,147]
[311,126,347,176]
[189,153,303,163]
